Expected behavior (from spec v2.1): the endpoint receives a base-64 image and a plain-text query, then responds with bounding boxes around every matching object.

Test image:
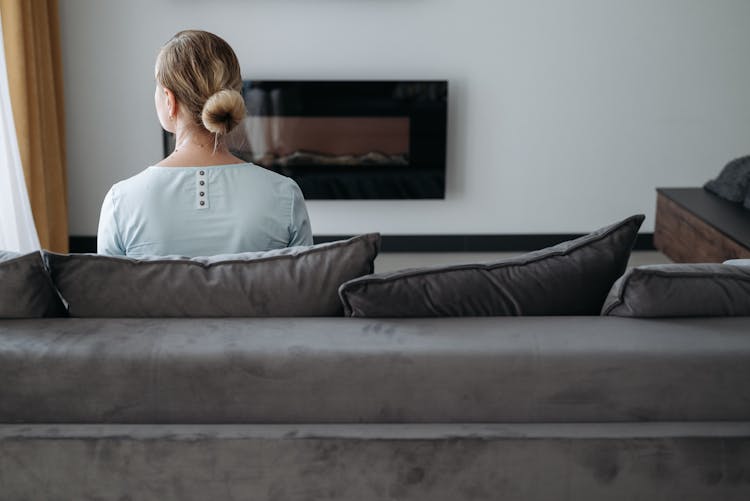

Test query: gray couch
[2,315,750,500]
[3,218,750,499]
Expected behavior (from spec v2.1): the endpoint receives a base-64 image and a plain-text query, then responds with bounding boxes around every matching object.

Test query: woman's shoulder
[108,167,154,195]
[108,163,302,198]
[234,163,301,189]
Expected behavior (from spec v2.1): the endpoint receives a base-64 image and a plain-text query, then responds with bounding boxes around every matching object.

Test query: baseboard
[69,233,655,254]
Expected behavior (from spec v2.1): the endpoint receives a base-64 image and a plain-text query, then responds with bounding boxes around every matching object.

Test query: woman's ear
[164,87,177,119]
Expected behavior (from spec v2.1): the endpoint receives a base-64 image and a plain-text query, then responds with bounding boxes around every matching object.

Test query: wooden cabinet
[654,188,750,263]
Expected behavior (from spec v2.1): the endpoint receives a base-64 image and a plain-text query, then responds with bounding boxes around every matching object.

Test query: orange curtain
[0,0,68,252]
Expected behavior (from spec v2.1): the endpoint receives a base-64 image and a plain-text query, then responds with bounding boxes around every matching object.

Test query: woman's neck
[156,123,245,167]
[173,122,215,151]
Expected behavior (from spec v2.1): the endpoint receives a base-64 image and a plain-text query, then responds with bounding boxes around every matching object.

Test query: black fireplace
[163,80,448,199]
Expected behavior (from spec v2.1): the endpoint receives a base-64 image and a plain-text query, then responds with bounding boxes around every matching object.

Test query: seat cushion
[1,316,749,424]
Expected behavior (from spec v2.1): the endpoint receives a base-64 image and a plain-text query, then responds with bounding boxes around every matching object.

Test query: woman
[97,30,312,257]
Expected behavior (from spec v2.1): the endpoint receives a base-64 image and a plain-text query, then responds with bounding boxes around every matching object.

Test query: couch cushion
[1,316,749,424]
[0,251,65,318]
[45,234,380,317]
[339,215,644,317]
[602,263,750,317]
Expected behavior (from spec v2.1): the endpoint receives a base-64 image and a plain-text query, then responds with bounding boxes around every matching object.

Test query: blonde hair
[156,30,245,135]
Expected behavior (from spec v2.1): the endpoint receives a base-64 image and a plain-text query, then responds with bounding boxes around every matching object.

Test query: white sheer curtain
[0,12,40,253]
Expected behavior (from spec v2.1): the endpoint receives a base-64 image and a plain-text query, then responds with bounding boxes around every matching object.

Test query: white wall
[60,0,750,236]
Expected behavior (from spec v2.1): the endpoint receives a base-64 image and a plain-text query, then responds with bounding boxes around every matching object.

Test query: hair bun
[201,89,245,135]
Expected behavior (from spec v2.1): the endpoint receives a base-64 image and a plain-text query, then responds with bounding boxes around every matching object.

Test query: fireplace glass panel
[163,81,447,199]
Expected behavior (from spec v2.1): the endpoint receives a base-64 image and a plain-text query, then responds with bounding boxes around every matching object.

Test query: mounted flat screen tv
[163,80,448,199]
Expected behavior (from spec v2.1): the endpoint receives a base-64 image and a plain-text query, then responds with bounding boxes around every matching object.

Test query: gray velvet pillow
[339,215,644,317]
[45,234,380,317]
[602,263,750,317]
[0,250,66,318]
[703,154,750,207]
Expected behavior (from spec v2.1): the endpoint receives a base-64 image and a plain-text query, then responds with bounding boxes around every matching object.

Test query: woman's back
[97,30,313,257]
[97,163,312,258]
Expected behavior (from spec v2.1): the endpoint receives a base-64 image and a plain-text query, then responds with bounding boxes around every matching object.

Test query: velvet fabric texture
[3,424,750,501]
[45,234,380,317]
[339,215,644,317]
[602,263,750,317]
[4,316,749,424]
[0,250,65,317]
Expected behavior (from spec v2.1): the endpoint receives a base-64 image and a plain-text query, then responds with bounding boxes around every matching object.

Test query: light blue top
[97,163,313,258]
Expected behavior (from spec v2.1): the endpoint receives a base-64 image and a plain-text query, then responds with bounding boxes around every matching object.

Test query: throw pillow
[45,234,380,317]
[339,215,644,317]
[703,154,750,207]
[602,263,750,317]
[0,250,66,318]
